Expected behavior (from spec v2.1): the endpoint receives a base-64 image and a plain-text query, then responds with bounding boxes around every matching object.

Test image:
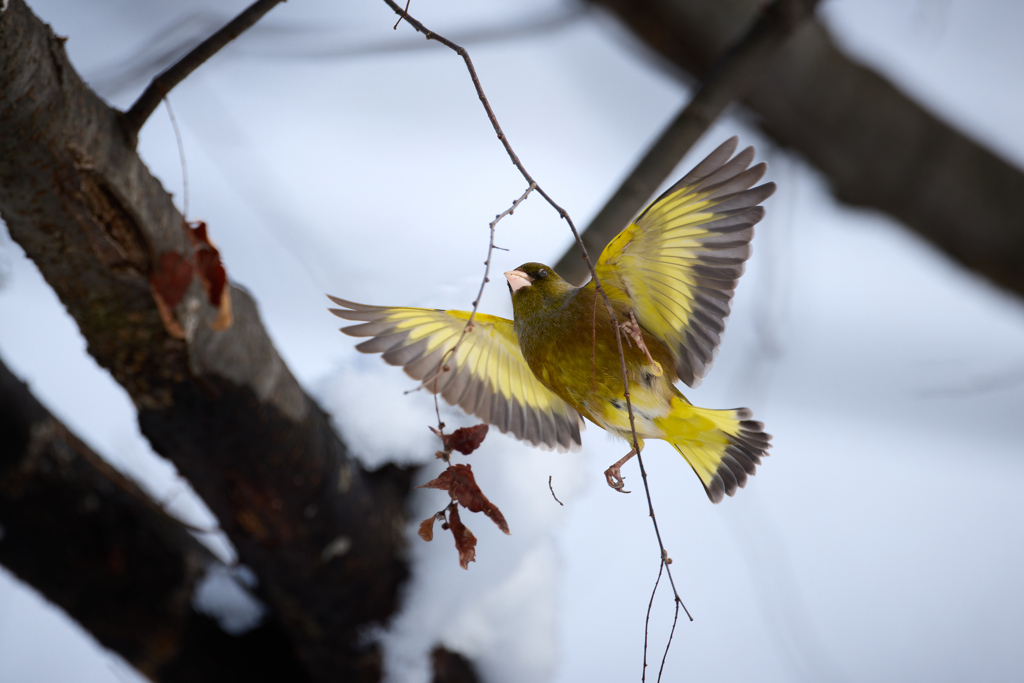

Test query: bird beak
[504,270,532,292]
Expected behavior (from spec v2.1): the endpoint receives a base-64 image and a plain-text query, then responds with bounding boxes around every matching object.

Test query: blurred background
[1,0,1023,681]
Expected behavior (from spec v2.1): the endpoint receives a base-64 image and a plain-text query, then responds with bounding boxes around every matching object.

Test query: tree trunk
[0,357,313,682]
[0,2,410,680]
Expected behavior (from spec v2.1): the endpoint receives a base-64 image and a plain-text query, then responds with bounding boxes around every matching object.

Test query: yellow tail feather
[659,400,771,503]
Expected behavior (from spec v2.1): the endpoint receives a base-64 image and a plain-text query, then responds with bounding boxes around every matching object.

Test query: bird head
[504,262,573,320]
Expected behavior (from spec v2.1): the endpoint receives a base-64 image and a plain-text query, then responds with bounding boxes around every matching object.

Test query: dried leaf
[149,251,193,338]
[184,221,233,331]
[187,221,228,307]
[443,424,489,455]
[448,464,508,534]
[417,464,509,535]
[416,469,453,492]
[210,284,233,331]
[447,506,476,570]
[418,515,436,542]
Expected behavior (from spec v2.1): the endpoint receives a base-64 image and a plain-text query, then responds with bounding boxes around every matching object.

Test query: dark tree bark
[589,0,1024,299]
[0,2,410,680]
[0,357,312,683]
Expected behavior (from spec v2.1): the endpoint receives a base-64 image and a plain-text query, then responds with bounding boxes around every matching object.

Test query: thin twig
[643,560,664,682]
[553,0,821,284]
[548,475,564,506]
[657,596,682,683]
[162,97,189,220]
[121,0,286,143]
[379,1,637,455]
[393,0,411,30]
[421,183,536,401]
[382,0,691,650]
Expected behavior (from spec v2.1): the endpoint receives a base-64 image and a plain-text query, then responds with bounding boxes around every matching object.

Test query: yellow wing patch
[594,137,776,387]
[328,297,583,451]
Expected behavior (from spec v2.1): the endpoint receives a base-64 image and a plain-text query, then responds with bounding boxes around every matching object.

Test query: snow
[1,0,1024,681]
[191,564,266,636]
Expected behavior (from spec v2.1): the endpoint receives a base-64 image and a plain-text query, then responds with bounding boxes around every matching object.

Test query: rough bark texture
[590,0,1024,298]
[0,358,311,683]
[0,2,409,680]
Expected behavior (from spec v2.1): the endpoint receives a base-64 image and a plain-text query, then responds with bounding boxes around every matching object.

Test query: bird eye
[537,268,549,279]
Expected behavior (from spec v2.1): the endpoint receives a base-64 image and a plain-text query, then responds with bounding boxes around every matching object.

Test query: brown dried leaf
[187,221,229,311]
[418,515,436,542]
[149,251,193,338]
[209,283,233,331]
[443,424,489,455]
[447,506,476,570]
[417,464,509,535]
[447,464,509,535]
[416,469,453,492]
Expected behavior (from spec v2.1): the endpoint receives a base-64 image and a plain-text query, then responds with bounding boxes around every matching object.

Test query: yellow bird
[330,138,773,502]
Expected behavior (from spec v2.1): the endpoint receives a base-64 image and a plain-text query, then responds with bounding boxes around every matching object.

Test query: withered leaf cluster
[418,425,508,569]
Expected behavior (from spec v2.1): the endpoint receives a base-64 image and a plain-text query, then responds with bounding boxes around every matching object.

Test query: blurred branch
[120,0,286,143]
[590,0,1024,299]
[0,357,310,683]
[91,6,587,100]
[555,0,819,285]
[0,2,410,681]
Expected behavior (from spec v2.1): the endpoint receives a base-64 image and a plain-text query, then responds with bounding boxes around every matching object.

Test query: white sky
[1,1,1023,681]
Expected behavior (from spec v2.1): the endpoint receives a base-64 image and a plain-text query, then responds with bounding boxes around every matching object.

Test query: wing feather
[594,137,775,387]
[328,297,583,451]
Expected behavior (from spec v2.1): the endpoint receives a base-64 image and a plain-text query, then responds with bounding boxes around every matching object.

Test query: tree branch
[120,0,286,143]
[555,0,819,284]
[0,2,409,681]
[591,0,1024,299]
[0,356,311,683]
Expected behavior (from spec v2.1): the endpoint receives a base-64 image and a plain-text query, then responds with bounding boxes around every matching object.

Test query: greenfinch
[330,137,773,502]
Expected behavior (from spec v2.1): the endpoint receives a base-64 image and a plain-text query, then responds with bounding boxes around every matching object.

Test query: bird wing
[593,137,776,387]
[328,297,584,451]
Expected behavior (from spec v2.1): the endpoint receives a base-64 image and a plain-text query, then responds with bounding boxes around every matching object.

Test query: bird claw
[604,465,630,494]
[604,447,638,494]
[621,311,661,375]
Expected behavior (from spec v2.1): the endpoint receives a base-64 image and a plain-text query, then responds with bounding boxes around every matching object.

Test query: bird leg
[620,311,663,377]
[604,448,637,494]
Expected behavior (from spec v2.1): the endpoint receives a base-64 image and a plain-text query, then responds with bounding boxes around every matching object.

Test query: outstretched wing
[328,297,583,451]
[593,137,775,387]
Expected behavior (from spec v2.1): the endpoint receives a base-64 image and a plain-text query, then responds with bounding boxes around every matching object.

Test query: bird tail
[659,399,771,503]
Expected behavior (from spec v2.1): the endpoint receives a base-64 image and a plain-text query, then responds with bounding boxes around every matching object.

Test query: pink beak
[504,270,532,292]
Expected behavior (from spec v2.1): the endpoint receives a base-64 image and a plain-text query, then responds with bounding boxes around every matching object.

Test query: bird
[329,137,774,502]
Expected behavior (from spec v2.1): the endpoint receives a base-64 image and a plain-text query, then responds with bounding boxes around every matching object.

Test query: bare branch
[556,0,820,284]
[382,0,690,627]
[422,183,536,400]
[0,357,310,683]
[657,596,681,683]
[120,0,286,143]
[642,561,664,681]
[548,476,564,506]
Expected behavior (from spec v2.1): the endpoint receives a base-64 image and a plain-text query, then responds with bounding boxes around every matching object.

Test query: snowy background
[2,0,1023,681]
